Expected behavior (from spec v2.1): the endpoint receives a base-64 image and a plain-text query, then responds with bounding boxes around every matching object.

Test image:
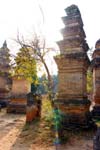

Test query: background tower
[92,39,100,119]
[0,41,12,106]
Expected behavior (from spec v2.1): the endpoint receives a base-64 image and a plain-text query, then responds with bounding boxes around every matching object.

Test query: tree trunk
[41,56,52,90]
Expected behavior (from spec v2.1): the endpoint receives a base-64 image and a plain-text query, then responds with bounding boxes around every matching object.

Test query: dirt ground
[0,97,95,150]
[0,109,94,150]
[0,109,53,150]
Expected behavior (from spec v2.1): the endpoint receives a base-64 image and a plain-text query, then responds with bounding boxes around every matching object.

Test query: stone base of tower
[91,105,100,120]
[55,99,93,129]
[0,99,10,107]
[0,93,11,107]
[0,73,12,107]
[7,95,27,114]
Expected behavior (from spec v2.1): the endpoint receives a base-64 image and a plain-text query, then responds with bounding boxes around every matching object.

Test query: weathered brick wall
[55,56,88,100]
[26,106,38,122]
[93,69,100,100]
[93,65,100,105]
[54,5,91,127]
[0,76,7,89]
[92,39,100,106]
[12,78,31,95]
[0,75,11,93]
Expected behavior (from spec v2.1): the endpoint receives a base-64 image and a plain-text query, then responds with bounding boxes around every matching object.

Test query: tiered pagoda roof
[57,5,89,54]
[0,41,10,72]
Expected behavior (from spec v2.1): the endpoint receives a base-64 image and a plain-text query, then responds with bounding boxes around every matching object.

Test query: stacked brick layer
[0,42,12,106]
[55,5,91,127]
[92,39,100,120]
[7,77,30,113]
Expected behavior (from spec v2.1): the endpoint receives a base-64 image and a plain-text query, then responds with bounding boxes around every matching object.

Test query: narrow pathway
[0,109,25,150]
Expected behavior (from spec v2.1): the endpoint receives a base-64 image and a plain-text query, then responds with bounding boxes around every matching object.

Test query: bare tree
[15,33,54,97]
[14,2,58,100]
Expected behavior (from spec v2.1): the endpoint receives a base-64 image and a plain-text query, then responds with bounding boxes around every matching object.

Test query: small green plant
[22,123,30,131]
[42,97,54,127]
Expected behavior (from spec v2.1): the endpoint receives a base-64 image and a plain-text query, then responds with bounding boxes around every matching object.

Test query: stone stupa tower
[92,39,100,119]
[55,5,91,127]
[0,41,12,106]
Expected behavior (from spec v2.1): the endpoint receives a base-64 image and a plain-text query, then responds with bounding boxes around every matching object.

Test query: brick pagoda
[92,39,100,120]
[7,76,30,113]
[55,5,91,127]
[0,41,12,107]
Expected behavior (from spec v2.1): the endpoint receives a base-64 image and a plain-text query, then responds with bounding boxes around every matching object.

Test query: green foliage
[37,75,58,94]
[31,82,37,93]
[14,47,38,84]
[42,97,53,124]
[87,70,93,93]
[22,122,30,131]
[37,74,48,94]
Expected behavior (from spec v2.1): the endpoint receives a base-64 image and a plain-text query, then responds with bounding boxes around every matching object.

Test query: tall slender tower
[92,39,100,119]
[55,5,91,127]
[0,41,12,106]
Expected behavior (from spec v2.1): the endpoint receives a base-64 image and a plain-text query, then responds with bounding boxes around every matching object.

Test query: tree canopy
[13,47,38,84]
[16,34,55,93]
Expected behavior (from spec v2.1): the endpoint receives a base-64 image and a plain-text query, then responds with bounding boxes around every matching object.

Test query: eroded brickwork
[92,39,100,120]
[55,5,91,127]
[11,77,30,95]
[0,41,12,106]
[7,77,31,113]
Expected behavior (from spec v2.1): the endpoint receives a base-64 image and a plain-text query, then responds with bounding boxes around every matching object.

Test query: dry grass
[20,96,55,146]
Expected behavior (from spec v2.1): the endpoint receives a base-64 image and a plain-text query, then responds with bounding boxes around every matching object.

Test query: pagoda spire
[3,40,7,48]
